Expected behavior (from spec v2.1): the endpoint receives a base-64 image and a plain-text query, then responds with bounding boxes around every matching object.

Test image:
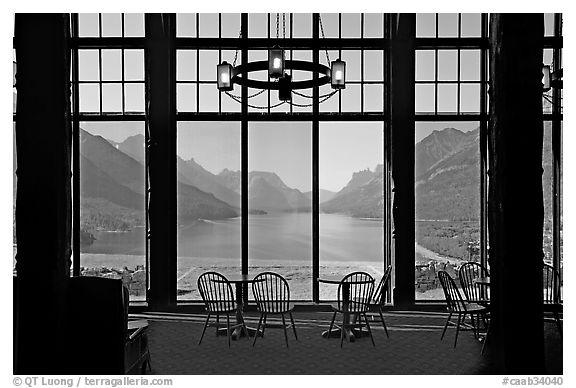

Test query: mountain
[322,127,482,220]
[177,157,240,208]
[303,189,337,204]
[415,128,480,221]
[79,129,237,232]
[214,170,311,212]
[217,168,241,194]
[117,134,145,163]
[333,168,375,198]
[415,127,475,178]
[321,165,384,218]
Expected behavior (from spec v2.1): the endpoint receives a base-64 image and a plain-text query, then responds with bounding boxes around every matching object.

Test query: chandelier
[216,14,346,108]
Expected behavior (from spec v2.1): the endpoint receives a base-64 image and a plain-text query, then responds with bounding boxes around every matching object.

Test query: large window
[176,122,241,300]
[248,122,312,300]
[68,13,563,306]
[320,122,384,300]
[74,14,147,301]
[79,121,146,301]
[414,121,481,299]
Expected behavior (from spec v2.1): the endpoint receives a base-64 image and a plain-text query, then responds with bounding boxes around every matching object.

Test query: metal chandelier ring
[231,60,332,90]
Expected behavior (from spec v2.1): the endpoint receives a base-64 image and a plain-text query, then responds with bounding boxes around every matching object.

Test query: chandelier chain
[318,14,331,65]
[276,13,280,40]
[226,91,286,109]
[232,29,242,67]
[225,88,266,100]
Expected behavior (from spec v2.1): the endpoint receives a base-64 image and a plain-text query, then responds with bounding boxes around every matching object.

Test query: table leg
[216,281,262,340]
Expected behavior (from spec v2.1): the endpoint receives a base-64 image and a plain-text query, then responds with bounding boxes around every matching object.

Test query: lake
[80,213,452,300]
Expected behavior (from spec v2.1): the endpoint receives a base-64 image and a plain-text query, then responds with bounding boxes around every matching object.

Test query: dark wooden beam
[390,14,416,307]
[145,14,177,309]
[14,13,72,373]
[487,13,545,373]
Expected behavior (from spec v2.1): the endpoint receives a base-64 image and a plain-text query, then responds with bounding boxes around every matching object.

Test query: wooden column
[390,14,416,307]
[14,13,72,373]
[145,14,177,309]
[488,14,545,373]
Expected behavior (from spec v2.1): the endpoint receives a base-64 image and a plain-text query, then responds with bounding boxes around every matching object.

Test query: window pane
[342,84,361,112]
[79,84,100,113]
[364,13,383,38]
[460,50,481,81]
[437,84,458,112]
[364,84,383,112]
[199,84,219,112]
[177,13,197,37]
[221,13,241,38]
[199,50,219,81]
[249,13,268,38]
[460,13,481,37]
[320,13,339,38]
[101,49,122,81]
[79,50,100,81]
[221,85,241,113]
[124,83,145,113]
[199,13,219,37]
[177,84,197,112]
[460,84,480,113]
[437,13,458,38]
[319,84,339,113]
[415,84,435,113]
[416,50,435,82]
[341,13,360,38]
[177,122,241,300]
[364,50,383,81]
[416,13,436,38]
[124,50,144,81]
[544,13,555,37]
[320,122,384,300]
[248,122,312,300]
[78,13,99,37]
[415,121,480,300]
[437,50,458,81]
[80,121,146,301]
[101,83,122,113]
[177,50,197,81]
[124,13,144,37]
[101,13,122,37]
[341,50,361,82]
[292,13,311,38]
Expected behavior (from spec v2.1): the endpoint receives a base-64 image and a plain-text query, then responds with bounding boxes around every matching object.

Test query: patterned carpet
[133,310,562,375]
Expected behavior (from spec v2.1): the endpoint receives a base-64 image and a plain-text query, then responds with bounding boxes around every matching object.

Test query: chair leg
[481,320,490,355]
[363,313,376,347]
[327,311,337,338]
[215,313,220,336]
[198,312,211,345]
[454,313,462,348]
[226,312,231,347]
[441,312,452,341]
[253,313,264,347]
[281,313,289,348]
[289,312,298,340]
[378,308,389,338]
[261,313,268,338]
[340,316,345,348]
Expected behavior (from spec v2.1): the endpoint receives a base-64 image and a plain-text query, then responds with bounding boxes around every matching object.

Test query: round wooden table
[317,276,374,342]
[213,274,261,340]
